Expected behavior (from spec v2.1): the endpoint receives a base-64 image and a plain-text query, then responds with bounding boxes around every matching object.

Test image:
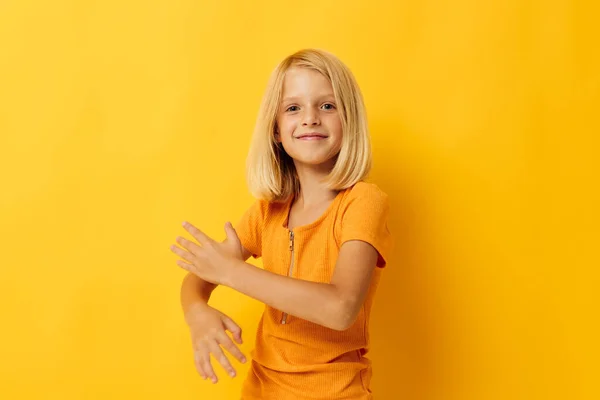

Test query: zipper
[281,230,295,324]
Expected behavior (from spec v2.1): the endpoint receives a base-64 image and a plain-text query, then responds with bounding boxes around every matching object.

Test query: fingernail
[229,371,236,377]
[182,221,187,227]
[241,357,247,363]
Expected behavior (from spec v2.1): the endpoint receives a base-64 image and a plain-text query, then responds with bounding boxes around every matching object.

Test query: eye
[285,105,299,112]
[322,103,336,110]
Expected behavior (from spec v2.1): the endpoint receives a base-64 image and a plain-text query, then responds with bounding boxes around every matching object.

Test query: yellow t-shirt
[235,181,392,400]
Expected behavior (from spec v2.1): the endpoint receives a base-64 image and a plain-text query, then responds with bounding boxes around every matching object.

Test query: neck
[293,159,339,208]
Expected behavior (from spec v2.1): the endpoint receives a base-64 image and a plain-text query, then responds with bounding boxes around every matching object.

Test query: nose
[301,107,320,126]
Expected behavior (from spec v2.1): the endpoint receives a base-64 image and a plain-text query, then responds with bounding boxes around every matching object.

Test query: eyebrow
[281,94,336,103]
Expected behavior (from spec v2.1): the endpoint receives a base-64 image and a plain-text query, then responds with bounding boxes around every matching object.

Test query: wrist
[184,301,211,325]
[221,257,242,288]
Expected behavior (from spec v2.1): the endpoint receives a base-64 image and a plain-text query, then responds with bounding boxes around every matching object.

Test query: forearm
[180,272,217,324]
[224,260,352,330]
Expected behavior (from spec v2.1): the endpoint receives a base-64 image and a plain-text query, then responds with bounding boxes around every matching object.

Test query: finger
[174,236,202,256]
[200,346,218,384]
[217,331,247,364]
[176,259,196,273]
[182,221,213,246]
[208,340,237,379]
[193,350,207,380]
[170,243,196,263]
[221,315,243,344]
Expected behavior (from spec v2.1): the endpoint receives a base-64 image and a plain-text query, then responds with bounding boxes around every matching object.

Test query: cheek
[327,114,343,135]
[329,116,344,149]
[278,116,297,135]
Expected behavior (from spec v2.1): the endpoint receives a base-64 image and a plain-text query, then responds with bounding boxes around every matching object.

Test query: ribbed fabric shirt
[234,181,392,400]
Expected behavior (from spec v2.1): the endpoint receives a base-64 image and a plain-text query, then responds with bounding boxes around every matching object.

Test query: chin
[291,152,339,167]
[297,159,329,166]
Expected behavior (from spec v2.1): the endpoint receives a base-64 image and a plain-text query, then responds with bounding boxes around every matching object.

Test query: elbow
[330,319,354,332]
[327,300,359,331]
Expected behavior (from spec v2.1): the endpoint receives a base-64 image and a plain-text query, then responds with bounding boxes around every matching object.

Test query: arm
[175,212,388,332]
[223,240,379,331]
[172,222,257,383]
[180,242,252,325]
[180,273,217,323]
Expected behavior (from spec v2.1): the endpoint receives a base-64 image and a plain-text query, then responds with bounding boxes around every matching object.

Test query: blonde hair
[246,48,372,202]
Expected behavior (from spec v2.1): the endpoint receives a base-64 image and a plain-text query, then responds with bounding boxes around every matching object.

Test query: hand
[185,303,247,383]
[170,221,243,285]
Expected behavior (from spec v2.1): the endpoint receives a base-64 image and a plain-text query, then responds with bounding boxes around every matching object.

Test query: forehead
[281,67,334,98]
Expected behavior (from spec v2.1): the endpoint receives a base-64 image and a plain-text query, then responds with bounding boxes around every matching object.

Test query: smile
[298,136,327,141]
[296,133,328,140]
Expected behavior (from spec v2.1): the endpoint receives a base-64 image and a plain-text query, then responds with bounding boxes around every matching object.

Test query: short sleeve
[339,184,393,268]
[234,199,267,259]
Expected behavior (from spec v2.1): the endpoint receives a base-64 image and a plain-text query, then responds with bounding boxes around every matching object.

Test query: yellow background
[1,1,598,399]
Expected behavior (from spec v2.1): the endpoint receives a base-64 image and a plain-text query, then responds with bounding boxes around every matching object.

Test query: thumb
[221,315,243,344]
[224,221,240,242]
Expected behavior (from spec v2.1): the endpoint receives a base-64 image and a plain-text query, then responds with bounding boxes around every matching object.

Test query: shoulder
[248,197,287,220]
[335,182,393,267]
[246,196,278,210]
[335,181,390,225]
[238,198,272,225]
[244,198,270,213]
[341,181,389,208]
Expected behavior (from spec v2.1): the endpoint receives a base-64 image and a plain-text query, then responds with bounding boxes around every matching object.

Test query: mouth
[296,132,328,140]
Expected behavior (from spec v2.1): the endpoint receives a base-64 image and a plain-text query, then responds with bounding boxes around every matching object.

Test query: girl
[171,48,392,399]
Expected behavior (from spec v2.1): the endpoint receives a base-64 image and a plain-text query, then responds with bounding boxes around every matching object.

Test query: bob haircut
[246,48,372,202]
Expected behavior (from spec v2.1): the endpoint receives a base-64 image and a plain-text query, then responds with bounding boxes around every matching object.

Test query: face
[275,67,343,169]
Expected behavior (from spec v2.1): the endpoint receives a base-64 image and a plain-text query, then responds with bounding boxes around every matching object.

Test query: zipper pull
[289,230,294,251]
